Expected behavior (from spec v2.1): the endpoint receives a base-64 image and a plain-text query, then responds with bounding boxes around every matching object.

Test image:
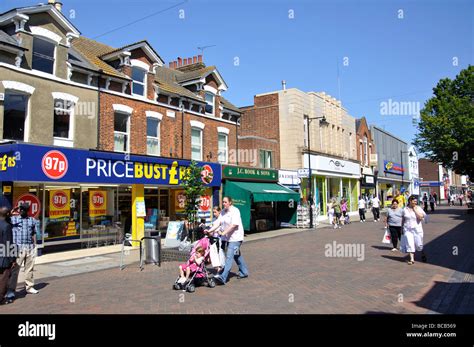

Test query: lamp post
[400,150,414,193]
[304,114,329,229]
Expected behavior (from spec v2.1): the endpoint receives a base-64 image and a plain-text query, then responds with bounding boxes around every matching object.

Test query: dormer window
[32,37,55,74]
[132,66,146,96]
[205,92,214,114]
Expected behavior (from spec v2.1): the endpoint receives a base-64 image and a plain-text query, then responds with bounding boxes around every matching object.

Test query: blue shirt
[10,216,38,249]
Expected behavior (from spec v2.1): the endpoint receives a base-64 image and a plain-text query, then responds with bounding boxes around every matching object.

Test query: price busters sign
[49,189,70,220]
[0,144,221,187]
[89,190,107,218]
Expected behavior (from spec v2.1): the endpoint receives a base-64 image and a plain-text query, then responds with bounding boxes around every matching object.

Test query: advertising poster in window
[89,190,107,219]
[175,190,186,212]
[49,189,70,221]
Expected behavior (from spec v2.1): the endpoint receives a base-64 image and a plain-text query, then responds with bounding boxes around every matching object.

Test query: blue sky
[2,0,473,146]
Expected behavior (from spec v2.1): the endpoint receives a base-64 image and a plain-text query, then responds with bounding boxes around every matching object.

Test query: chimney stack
[169,56,204,69]
[198,55,202,63]
[177,57,182,67]
[282,80,286,90]
[193,56,197,64]
[48,0,63,12]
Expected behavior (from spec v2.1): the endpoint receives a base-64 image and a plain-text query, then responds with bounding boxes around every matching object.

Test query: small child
[178,246,205,284]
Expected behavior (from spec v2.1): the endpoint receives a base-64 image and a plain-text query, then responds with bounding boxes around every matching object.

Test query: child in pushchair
[173,236,216,292]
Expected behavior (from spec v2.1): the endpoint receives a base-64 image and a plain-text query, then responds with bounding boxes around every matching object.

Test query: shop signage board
[303,154,360,177]
[419,181,444,187]
[49,189,70,220]
[164,221,184,248]
[222,165,278,182]
[383,161,405,175]
[136,197,146,217]
[297,169,310,178]
[0,143,221,187]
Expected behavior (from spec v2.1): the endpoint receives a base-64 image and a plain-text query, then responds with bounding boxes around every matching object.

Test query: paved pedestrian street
[1,206,473,314]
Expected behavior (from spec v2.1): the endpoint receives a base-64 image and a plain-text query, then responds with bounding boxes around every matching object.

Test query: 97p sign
[42,150,69,180]
[15,194,41,218]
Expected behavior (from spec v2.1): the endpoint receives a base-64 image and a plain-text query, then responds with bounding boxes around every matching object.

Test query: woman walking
[385,199,403,252]
[327,198,335,227]
[401,195,427,265]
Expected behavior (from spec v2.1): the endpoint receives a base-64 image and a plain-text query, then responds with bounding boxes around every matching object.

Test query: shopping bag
[381,228,391,244]
[178,237,192,252]
[219,248,226,266]
[209,242,221,268]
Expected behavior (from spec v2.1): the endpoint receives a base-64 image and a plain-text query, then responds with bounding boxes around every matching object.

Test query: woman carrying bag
[385,199,403,252]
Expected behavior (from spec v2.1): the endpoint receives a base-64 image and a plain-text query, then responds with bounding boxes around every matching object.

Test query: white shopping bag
[219,248,226,266]
[209,242,221,268]
[382,228,391,244]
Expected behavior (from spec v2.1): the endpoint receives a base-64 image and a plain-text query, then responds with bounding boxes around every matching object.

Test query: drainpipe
[181,101,184,159]
[236,115,239,165]
[97,69,103,150]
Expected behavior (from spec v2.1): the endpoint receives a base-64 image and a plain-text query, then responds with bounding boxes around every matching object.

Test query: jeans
[359,209,366,221]
[372,207,380,220]
[219,241,249,282]
[389,226,402,248]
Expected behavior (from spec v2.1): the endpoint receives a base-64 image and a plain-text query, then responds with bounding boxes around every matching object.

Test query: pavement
[1,205,473,314]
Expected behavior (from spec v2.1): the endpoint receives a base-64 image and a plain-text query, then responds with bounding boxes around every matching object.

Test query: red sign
[15,194,41,218]
[91,191,105,208]
[42,150,69,180]
[199,195,211,212]
[52,191,68,209]
[201,165,214,184]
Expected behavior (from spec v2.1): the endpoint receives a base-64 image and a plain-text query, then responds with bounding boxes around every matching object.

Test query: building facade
[356,117,377,198]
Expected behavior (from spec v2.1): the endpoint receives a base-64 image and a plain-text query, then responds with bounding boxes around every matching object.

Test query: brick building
[356,117,377,197]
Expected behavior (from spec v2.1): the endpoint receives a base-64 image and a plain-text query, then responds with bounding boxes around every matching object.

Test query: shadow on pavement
[413,281,474,314]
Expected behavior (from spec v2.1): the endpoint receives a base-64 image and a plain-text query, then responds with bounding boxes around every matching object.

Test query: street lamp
[304,114,329,229]
[400,150,414,193]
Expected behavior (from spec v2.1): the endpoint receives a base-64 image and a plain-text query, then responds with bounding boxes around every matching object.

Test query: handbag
[381,228,391,244]
[209,242,221,268]
[178,237,192,252]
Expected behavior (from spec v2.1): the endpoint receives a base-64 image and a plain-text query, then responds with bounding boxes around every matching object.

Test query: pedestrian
[0,207,17,305]
[358,196,366,222]
[333,198,342,229]
[429,194,435,212]
[6,203,40,301]
[213,197,249,285]
[422,193,428,213]
[447,193,451,206]
[394,190,406,208]
[371,194,381,222]
[206,206,226,274]
[458,194,463,206]
[341,199,348,224]
[385,199,403,252]
[433,192,438,205]
[327,198,335,227]
[401,195,427,265]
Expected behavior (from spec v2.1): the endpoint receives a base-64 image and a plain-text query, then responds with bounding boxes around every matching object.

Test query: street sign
[297,169,311,178]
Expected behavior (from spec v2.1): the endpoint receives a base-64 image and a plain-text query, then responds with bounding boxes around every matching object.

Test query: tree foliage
[181,161,206,227]
[413,65,474,178]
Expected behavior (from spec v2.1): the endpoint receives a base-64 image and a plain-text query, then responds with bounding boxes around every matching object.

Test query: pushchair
[173,236,216,293]
[343,213,350,225]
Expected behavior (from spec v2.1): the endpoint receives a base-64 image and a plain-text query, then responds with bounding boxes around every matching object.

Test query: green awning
[226,181,300,202]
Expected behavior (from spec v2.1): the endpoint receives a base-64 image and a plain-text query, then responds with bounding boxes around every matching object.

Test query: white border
[145,111,163,120]
[113,104,133,114]
[130,59,150,71]
[52,92,78,104]
[30,26,62,44]
[190,120,205,130]
[2,80,35,94]
[217,126,229,134]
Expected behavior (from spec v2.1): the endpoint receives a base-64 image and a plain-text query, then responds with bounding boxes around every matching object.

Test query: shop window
[191,128,203,161]
[218,133,228,163]
[132,67,146,96]
[2,92,28,141]
[259,150,273,168]
[205,92,214,114]
[53,99,73,139]
[114,112,130,152]
[44,187,81,241]
[32,37,55,74]
[146,117,160,155]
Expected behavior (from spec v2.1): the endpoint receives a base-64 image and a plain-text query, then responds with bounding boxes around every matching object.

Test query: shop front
[377,160,410,207]
[0,143,221,253]
[302,154,360,218]
[222,166,300,232]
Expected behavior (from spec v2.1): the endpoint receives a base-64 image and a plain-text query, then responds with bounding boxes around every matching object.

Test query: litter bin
[143,230,161,265]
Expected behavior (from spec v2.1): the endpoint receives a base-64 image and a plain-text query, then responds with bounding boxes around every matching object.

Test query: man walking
[213,197,249,285]
[6,203,40,301]
[0,207,16,305]
[371,194,381,222]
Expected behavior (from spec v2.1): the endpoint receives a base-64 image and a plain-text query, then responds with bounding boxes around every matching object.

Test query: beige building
[245,87,360,215]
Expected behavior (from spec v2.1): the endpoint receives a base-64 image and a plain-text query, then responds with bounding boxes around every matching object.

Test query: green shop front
[222,166,300,232]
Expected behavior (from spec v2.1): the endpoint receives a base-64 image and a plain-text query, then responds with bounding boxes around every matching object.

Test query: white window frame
[204,91,215,116]
[2,81,35,142]
[217,127,229,164]
[146,111,162,156]
[131,59,149,97]
[52,93,78,147]
[259,149,273,169]
[191,127,203,161]
[363,136,368,166]
[31,35,57,76]
[114,111,131,153]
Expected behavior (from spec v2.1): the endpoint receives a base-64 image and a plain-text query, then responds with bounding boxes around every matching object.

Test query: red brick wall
[238,93,280,168]
[418,159,440,182]
[356,118,375,166]
[99,92,237,164]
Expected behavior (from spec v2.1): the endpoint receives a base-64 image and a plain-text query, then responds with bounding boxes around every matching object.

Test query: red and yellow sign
[89,190,107,218]
[49,189,70,220]
[175,190,186,212]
